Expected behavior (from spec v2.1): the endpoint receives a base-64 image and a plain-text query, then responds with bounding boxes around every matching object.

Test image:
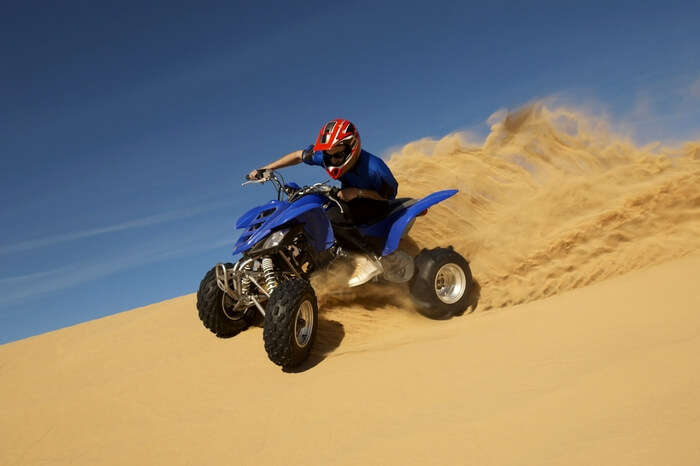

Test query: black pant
[327,198,391,255]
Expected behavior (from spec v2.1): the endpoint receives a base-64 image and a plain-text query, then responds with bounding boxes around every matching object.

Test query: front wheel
[263,279,318,369]
[410,247,472,319]
[197,264,254,338]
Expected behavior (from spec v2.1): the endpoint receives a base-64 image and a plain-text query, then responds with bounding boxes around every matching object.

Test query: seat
[358,197,417,228]
[384,197,417,218]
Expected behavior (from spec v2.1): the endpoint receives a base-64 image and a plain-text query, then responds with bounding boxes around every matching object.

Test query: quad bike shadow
[282,318,345,373]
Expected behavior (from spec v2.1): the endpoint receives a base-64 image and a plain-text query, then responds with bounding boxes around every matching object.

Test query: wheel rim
[294,300,314,348]
[434,263,467,304]
[221,294,244,320]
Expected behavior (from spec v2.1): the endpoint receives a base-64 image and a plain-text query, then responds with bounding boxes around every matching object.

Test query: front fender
[381,189,458,256]
[233,194,334,255]
[269,194,335,252]
[235,200,284,229]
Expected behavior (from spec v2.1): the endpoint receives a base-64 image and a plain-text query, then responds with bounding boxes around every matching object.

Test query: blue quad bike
[196,169,473,368]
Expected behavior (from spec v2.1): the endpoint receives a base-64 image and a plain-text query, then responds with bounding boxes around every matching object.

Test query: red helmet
[313,118,361,179]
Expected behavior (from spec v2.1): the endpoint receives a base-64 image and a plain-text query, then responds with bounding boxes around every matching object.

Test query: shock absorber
[240,262,252,295]
[262,257,278,294]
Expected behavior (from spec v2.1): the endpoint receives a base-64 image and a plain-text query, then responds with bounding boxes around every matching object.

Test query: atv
[196,169,472,368]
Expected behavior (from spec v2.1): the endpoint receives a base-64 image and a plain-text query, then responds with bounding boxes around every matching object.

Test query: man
[248,118,398,286]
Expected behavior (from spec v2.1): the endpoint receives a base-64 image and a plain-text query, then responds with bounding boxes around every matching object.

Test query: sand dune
[2,254,699,465]
[2,103,700,465]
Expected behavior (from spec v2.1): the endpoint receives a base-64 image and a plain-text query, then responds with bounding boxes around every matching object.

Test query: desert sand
[2,104,699,465]
[2,254,699,465]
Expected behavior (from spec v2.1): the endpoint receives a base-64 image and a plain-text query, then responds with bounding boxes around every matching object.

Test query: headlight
[262,229,289,249]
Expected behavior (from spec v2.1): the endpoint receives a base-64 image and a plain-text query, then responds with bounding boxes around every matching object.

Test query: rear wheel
[263,279,318,369]
[410,247,472,319]
[197,264,254,338]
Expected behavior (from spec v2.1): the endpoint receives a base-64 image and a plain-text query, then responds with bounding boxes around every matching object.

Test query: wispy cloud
[0,200,234,256]
[0,237,234,307]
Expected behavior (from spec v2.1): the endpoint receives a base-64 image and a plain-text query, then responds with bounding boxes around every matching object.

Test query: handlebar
[242,169,344,213]
[244,168,272,182]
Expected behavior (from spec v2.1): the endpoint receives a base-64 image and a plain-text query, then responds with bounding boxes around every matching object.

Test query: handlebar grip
[245,169,266,181]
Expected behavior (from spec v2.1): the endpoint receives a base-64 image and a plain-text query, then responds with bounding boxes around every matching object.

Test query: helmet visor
[323,143,352,167]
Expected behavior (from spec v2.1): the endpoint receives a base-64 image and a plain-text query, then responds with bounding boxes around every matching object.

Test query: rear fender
[381,189,458,256]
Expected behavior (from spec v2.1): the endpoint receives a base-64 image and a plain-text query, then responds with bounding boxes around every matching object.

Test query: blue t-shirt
[302,145,398,200]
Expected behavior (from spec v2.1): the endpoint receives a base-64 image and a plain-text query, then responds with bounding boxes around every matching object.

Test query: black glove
[246,169,266,181]
[301,147,314,164]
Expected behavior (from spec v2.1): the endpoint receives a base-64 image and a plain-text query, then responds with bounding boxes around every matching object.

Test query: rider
[248,118,398,287]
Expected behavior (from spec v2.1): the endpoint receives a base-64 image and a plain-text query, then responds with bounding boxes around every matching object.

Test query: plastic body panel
[235,200,285,229]
[232,187,458,258]
[233,194,335,255]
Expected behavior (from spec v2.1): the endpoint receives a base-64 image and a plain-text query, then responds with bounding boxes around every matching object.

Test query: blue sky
[1,0,699,343]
